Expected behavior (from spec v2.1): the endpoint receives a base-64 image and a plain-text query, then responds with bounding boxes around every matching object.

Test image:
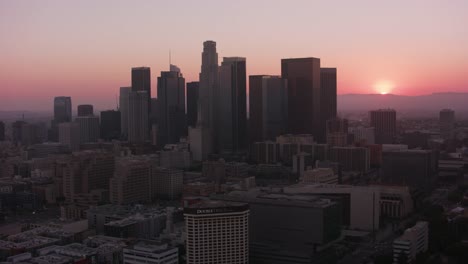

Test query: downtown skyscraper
[281,58,323,142]
[186,82,199,128]
[77,104,94,117]
[217,57,247,153]
[131,67,151,108]
[189,41,219,160]
[131,67,151,137]
[119,87,131,139]
[370,109,397,144]
[249,75,288,143]
[439,109,455,140]
[320,68,338,135]
[128,91,149,143]
[51,96,72,141]
[157,65,186,147]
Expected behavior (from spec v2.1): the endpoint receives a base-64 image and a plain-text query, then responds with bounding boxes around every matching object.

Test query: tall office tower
[249,75,288,143]
[59,151,115,201]
[110,158,151,205]
[326,117,349,147]
[320,68,337,132]
[12,120,26,144]
[370,109,397,144]
[189,41,219,160]
[100,110,121,141]
[77,104,94,117]
[185,201,249,264]
[281,58,323,141]
[0,121,4,141]
[51,96,72,141]
[157,65,186,147]
[59,122,80,151]
[75,116,100,144]
[131,67,151,109]
[151,167,183,200]
[119,87,131,138]
[128,91,149,143]
[217,57,247,153]
[439,109,455,140]
[54,96,72,123]
[150,98,158,126]
[186,82,199,128]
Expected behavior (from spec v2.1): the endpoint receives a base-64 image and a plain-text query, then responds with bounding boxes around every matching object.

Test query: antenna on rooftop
[169,49,172,68]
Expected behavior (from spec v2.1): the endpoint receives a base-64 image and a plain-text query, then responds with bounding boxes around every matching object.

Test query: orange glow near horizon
[374,80,394,95]
[1,1,467,111]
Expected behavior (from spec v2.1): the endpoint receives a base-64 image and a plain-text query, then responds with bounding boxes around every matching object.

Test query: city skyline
[1,0,467,111]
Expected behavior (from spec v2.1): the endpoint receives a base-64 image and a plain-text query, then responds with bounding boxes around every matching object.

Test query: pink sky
[1,0,467,111]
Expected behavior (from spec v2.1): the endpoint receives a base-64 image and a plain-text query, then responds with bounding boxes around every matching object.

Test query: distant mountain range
[338,92,468,115]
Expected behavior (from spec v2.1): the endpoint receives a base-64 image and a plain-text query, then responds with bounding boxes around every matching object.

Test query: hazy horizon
[2,0,467,111]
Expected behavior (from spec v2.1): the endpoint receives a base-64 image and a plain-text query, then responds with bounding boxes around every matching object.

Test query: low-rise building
[123,240,178,264]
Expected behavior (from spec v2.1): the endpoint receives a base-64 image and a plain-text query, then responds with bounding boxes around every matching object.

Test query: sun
[374,80,394,95]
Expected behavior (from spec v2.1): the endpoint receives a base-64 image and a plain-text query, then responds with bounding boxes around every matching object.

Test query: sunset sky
[1,0,467,111]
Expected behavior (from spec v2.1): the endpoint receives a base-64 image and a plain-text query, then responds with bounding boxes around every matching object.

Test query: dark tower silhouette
[0,121,5,141]
[217,57,247,153]
[187,82,199,128]
[321,68,337,140]
[249,75,288,143]
[370,109,397,144]
[281,58,323,142]
[157,65,186,147]
[51,96,72,141]
[100,110,121,141]
[77,104,94,116]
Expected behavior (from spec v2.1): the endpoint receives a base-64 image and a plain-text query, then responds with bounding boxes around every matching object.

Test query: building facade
[217,57,247,153]
[58,122,80,152]
[281,58,323,141]
[370,109,397,144]
[249,75,288,144]
[77,104,94,117]
[439,109,455,140]
[184,201,249,264]
[128,91,149,143]
[157,65,186,147]
[187,82,199,128]
[119,87,131,139]
[75,116,100,144]
[100,110,121,141]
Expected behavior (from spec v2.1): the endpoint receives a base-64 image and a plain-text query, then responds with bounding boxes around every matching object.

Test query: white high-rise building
[190,41,219,160]
[119,87,131,138]
[185,201,249,264]
[393,221,428,263]
[128,91,149,143]
[58,122,80,151]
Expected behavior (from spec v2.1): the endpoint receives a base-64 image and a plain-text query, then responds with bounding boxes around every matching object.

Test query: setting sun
[374,80,394,95]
